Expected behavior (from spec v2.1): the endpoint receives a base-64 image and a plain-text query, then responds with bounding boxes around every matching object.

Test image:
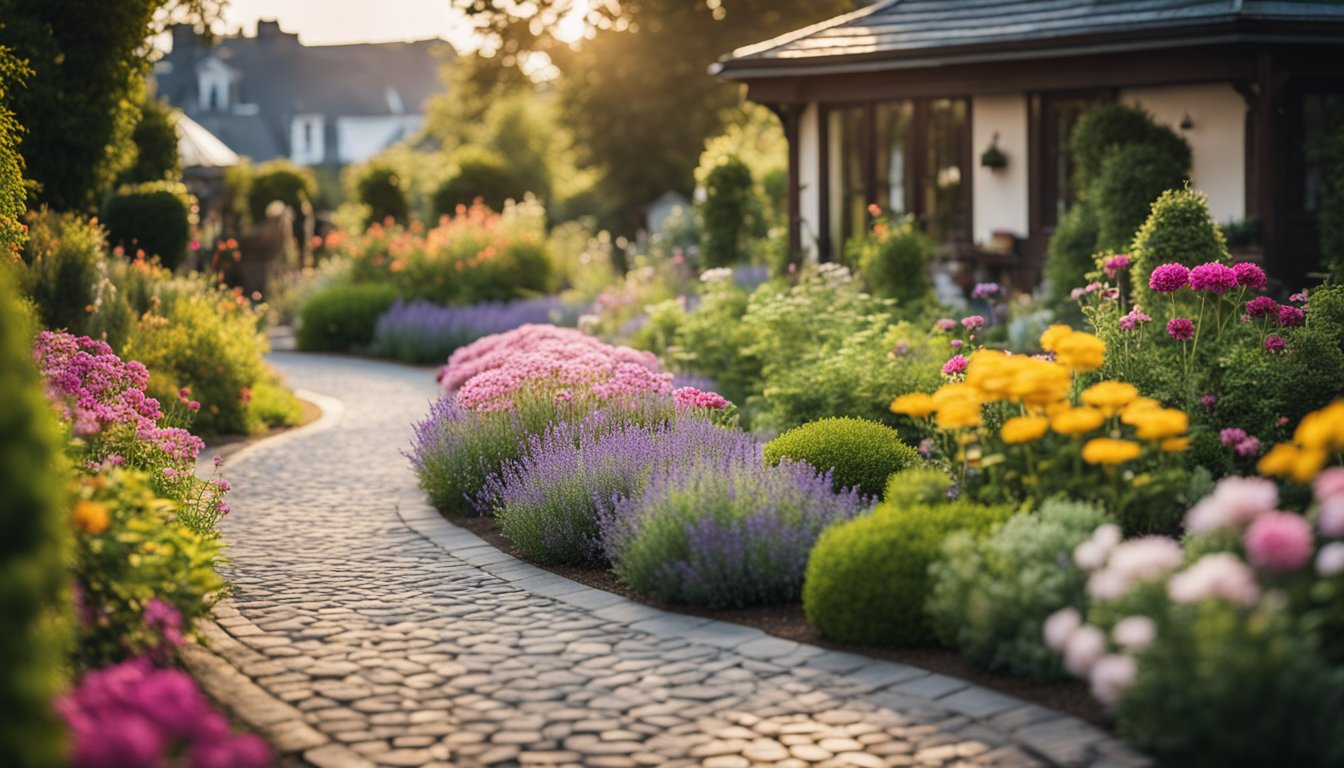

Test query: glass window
[1042,94,1108,226]
[875,101,913,217]
[924,98,968,241]
[828,106,868,260]
[1301,92,1344,213]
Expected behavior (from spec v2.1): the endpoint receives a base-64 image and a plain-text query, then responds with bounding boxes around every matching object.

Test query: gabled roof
[713,0,1344,79]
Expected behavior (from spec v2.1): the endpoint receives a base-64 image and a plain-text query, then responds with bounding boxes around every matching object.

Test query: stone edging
[394,487,1151,768]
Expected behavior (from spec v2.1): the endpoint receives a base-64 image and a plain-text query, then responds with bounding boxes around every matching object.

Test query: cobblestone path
[193,352,1148,768]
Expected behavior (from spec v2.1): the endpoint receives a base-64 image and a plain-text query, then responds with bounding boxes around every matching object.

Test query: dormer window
[290,115,325,165]
[196,57,234,112]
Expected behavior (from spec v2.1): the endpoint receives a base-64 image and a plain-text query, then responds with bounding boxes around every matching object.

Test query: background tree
[117,92,181,186]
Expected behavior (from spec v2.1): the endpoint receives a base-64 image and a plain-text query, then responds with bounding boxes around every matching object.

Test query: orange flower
[72,501,110,535]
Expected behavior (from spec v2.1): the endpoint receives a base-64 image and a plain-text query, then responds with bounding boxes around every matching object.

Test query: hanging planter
[980,132,1008,171]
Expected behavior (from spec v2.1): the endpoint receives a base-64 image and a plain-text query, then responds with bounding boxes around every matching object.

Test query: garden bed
[203,397,324,463]
[445,510,1109,726]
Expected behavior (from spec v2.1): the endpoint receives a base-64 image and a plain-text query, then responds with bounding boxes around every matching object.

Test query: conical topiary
[1129,185,1229,306]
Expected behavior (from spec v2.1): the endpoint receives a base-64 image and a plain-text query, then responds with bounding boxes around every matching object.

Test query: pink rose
[1043,607,1082,652]
[1089,654,1138,708]
[1064,625,1107,677]
[1244,511,1314,573]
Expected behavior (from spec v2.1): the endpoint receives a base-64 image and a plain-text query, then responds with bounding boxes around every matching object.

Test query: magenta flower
[1219,428,1248,446]
[941,354,969,376]
[1148,263,1191,293]
[1118,306,1152,331]
[1246,296,1279,318]
[935,318,957,332]
[1188,262,1238,294]
[1277,305,1305,327]
[892,341,911,357]
[960,315,985,331]
[1167,317,1195,341]
[1265,335,1286,352]
[671,387,730,411]
[1235,437,1261,458]
[1199,394,1218,411]
[1233,262,1266,289]
[1244,511,1314,573]
[1103,254,1131,279]
[950,339,964,349]
[971,282,1001,300]
[1290,290,1309,304]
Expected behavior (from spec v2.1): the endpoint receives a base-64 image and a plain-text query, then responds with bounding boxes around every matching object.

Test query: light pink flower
[1314,468,1344,504]
[1168,553,1261,605]
[1089,654,1138,708]
[1319,497,1344,538]
[1063,625,1107,677]
[1183,477,1279,534]
[1244,512,1314,572]
[1112,616,1157,651]
[1316,542,1344,577]
[1043,607,1082,652]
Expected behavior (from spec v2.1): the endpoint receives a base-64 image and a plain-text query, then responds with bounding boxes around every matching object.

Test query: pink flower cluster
[672,387,730,411]
[56,658,270,768]
[437,324,660,392]
[1148,261,1265,294]
[1218,427,1261,458]
[1103,254,1131,280]
[1188,262,1238,294]
[941,354,968,377]
[1118,306,1152,332]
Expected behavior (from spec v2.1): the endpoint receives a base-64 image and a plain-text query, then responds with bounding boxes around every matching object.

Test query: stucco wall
[971,94,1030,244]
[798,104,822,262]
[1119,83,1247,224]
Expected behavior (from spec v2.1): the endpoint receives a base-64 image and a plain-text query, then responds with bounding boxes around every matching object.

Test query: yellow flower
[1121,397,1162,420]
[1039,324,1073,353]
[1053,331,1106,372]
[72,500,110,535]
[1292,448,1329,483]
[1160,437,1190,452]
[1130,408,1189,441]
[1082,438,1142,465]
[932,382,983,408]
[890,392,936,419]
[1001,416,1049,444]
[1294,400,1344,451]
[1009,359,1072,408]
[1051,407,1106,435]
[1080,381,1138,413]
[1257,443,1299,478]
[936,399,983,430]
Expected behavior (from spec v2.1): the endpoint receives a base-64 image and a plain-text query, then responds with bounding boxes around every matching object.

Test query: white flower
[1107,537,1184,583]
[1089,654,1138,708]
[1316,542,1344,577]
[1184,477,1278,534]
[1043,607,1082,652]
[699,267,734,284]
[1073,539,1108,571]
[1112,616,1157,651]
[1064,624,1107,677]
[1087,569,1132,601]
[1168,553,1261,606]
[1093,523,1122,550]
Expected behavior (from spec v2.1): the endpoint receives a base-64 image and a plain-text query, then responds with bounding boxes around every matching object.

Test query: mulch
[447,511,1110,727]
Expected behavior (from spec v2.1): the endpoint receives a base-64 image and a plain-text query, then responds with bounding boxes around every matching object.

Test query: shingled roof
[713,0,1344,78]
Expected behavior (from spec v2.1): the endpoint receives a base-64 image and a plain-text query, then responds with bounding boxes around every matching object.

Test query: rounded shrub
[883,466,954,506]
[1129,186,1229,306]
[102,181,193,270]
[432,149,522,216]
[354,162,409,226]
[851,217,934,305]
[803,500,1014,646]
[296,282,398,353]
[1070,104,1191,191]
[927,500,1108,680]
[698,156,761,268]
[1043,200,1099,310]
[247,159,318,222]
[764,417,920,498]
[18,211,103,336]
[0,267,71,768]
[1091,143,1189,253]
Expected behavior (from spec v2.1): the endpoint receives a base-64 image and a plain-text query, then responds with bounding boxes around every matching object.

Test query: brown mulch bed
[446,511,1110,727]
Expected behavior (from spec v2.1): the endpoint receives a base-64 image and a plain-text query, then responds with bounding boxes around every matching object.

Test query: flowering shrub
[763,417,921,497]
[369,296,575,365]
[601,451,869,608]
[438,323,661,392]
[481,413,753,564]
[928,500,1109,680]
[845,206,934,305]
[57,658,270,768]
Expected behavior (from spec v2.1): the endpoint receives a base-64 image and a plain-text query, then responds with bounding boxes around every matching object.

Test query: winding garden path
[186,351,1148,768]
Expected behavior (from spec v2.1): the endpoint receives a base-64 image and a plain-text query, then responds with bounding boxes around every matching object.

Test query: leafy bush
[0,50,28,261]
[847,214,935,305]
[603,453,869,608]
[927,500,1108,680]
[432,148,523,216]
[1070,104,1191,191]
[295,282,398,353]
[18,211,103,336]
[764,417,920,497]
[803,500,1014,646]
[883,466,954,506]
[353,162,410,226]
[1091,143,1188,252]
[102,181,193,270]
[0,268,70,768]
[698,156,761,268]
[117,94,179,185]
[1043,201,1099,309]
[246,372,303,432]
[246,159,317,222]
[1129,186,1229,306]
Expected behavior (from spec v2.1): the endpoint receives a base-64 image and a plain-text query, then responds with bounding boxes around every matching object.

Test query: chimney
[255,20,297,43]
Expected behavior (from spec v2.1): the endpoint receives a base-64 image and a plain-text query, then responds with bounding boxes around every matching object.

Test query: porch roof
[712,0,1344,80]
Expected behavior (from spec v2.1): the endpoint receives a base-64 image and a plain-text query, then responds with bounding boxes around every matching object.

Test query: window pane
[828,106,868,260]
[925,98,968,241]
[1303,92,1344,213]
[876,101,913,216]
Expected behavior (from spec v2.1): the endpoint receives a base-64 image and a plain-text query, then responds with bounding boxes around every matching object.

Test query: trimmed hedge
[802,500,1014,646]
[102,181,193,270]
[764,417,920,497]
[296,282,398,353]
[1130,186,1229,307]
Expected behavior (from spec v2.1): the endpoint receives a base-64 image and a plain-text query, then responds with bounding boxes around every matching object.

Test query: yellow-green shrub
[764,417,920,497]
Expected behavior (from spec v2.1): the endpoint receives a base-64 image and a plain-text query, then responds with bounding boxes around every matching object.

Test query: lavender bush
[370,297,574,364]
[480,414,757,564]
[601,454,870,608]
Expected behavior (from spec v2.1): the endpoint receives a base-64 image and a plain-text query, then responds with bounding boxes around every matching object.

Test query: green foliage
[0,46,28,260]
[70,468,224,668]
[432,147,525,216]
[1116,600,1344,768]
[1091,143,1188,252]
[353,162,410,226]
[883,467,954,506]
[117,94,180,185]
[764,417,920,497]
[1070,103,1191,191]
[247,159,318,222]
[245,373,303,432]
[1313,120,1344,280]
[18,210,102,335]
[802,499,1014,646]
[0,0,164,209]
[0,266,70,768]
[847,215,935,305]
[696,103,789,231]
[697,156,762,268]
[295,282,397,353]
[927,501,1108,680]
[664,277,759,407]
[102,181,193,270]
[1043,200,1098,309]
[1129,186,1229,306]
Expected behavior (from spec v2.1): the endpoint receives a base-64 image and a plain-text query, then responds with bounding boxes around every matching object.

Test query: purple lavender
[371,297,575,364]
[601,453,871,608]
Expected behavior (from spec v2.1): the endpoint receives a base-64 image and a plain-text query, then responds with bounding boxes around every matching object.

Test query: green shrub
[1091,144,1189,253]
[246,372,303,432]
[354,162,410,226]
[18,211,102,336]
[698,156,762,268]
[927,500,1108,680]
[0,267,70,768]
[102,181,193,270]
[665,278,759,407]
[0,50,27,261]
[883,466,954,506]
[432,148,523,216]
[1043,201,1099,310]
[247,159,318,222]
[803,499,1014,646]
[764,417,920,497]
[1130,186,1228,306]
[1070,104,1191,191]
[1313,122,1344,281]
[295,282,397,353]
[117,94,179,185]
[848,215,935,305]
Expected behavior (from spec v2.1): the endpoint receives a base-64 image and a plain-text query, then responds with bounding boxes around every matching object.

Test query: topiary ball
[763,417,920,497]
[802,500,1014,646]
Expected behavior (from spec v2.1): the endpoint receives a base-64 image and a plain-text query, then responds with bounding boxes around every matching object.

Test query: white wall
[1119,83,1247,224]
[797,104,821,263]
[336,116,424,165]
[289,115,325,165]
[971,94,1029,244]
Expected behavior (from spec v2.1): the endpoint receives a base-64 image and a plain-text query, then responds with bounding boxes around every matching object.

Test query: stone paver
[197,351,1147,767]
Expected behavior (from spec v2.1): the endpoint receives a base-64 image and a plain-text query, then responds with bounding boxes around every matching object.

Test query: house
[155,21,448,168]
[711,0,1344,289]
